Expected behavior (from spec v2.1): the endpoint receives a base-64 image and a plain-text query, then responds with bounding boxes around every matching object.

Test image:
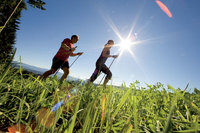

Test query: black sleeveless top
[96,46,110,65]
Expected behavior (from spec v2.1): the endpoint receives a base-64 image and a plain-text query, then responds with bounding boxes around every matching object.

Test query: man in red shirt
[40,35,83,83]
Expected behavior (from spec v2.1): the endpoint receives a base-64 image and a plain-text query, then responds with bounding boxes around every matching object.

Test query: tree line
[0,0,46,64]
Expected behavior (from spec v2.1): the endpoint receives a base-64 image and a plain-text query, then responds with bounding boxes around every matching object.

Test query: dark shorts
[51,57,69,70]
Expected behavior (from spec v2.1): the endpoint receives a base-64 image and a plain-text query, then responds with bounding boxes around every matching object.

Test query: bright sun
[119,38,133,51]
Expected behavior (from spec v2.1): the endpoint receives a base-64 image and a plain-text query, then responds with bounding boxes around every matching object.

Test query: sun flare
[119,38,133,51]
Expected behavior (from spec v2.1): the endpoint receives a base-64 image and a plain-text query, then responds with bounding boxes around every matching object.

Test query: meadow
[0,56,200,132]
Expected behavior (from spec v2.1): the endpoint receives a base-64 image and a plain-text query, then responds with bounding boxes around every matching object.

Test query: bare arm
[61,43,76,55]
[102,48,112,58]
[102,48,119,58]
[70,52,83,57]
[61,42,71,51]
[70,53,77,56]
[61,40,82,56]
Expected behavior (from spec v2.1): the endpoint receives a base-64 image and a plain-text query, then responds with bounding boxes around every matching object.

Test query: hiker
[88,40,118,87]
[40,35,83,83]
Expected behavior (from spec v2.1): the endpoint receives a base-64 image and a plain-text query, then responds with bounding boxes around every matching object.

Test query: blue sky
[15,0,200,90]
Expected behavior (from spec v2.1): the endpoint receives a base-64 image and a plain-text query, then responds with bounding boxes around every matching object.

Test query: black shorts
[51,57,69,70]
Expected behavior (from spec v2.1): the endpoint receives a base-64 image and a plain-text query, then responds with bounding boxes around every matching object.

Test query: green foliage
[0,0,46,63]
[0,0,25,63]
[28,0,46,10]
[0,62,200,132]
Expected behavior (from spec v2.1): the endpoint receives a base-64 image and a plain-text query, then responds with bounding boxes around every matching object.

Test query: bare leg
[103,78,110,88]
[40,68,56,80]
[60,67,70,84]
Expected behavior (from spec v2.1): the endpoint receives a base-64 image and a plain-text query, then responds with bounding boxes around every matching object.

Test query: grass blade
[65,99,80,133]
[111,88,132,120]
[0,48,16,84]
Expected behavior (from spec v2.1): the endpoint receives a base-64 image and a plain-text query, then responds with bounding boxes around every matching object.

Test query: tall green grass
[0,59,200,132]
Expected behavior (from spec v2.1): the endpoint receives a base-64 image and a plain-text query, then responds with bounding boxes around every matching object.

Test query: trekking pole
[69,54,81,68]
[99,57,116,85]
[54,54,81,76]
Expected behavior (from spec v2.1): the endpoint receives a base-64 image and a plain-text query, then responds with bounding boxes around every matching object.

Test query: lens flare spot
[156,0,173,18]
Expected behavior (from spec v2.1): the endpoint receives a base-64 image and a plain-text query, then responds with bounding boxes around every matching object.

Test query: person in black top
[88,40,118,87]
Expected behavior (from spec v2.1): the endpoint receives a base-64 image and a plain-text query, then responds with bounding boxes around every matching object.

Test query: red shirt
[54,38,74,61]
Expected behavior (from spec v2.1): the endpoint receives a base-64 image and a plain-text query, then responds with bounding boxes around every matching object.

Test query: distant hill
[11,61,81,81]
[11,61,122,88]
